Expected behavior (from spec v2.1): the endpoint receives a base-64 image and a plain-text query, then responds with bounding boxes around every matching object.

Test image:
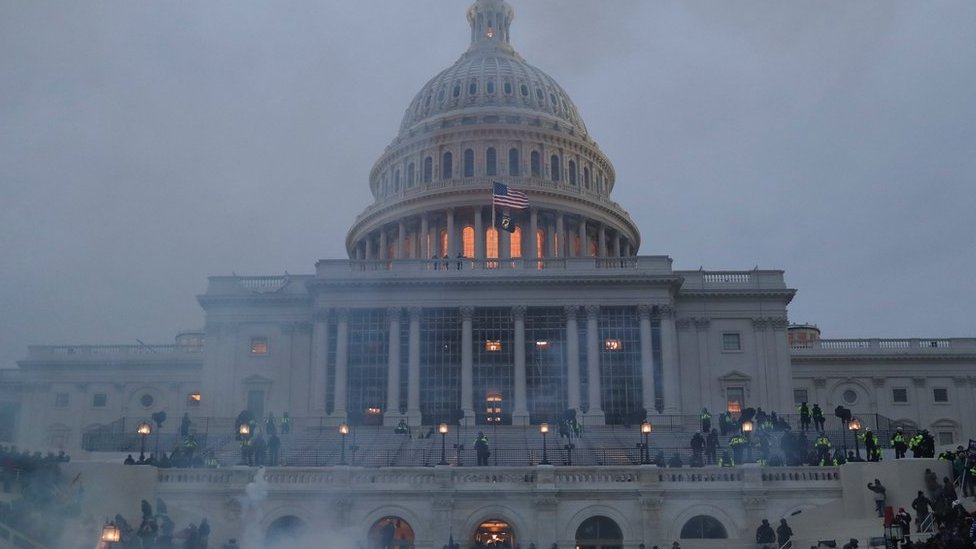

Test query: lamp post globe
[640,421,653,464]
[540,423,550,465]
[137,422,152,461]
[849,417,862,461]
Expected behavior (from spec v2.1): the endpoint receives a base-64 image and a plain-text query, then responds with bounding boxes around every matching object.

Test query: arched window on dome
[584,166,591,189]
[407,163,415,188]
[568,160,577,186]
[680,516,728,539]
[462,226,474,258]
[423,157,433,183]
[453,83,461,98]
[503,81,513,95]
[510,226,522,258]
[486,148,497,177]
[520,83,529,98]
[486,227,499,260]
[486,80,495,95]
[394,169,401,192]
[536,228,545,258]
[468,80,478,96]
[550,155,561,182]
[440,229,448,258]
[442,152,453,181]
[508,148,520,177]
[530,151,541,177]
[464,149,475,177]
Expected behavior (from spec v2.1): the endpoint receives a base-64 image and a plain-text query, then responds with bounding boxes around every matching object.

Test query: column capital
[584,304,600,318]
[564,305,579,320]
[769,317,789,331]
[460,306,474,320]
[752,317,769,331]
[694,318,711,331]
[335,308,350,322]
[654,304,675,319]
[387,307,402,322]
[408,307,423,321]
[512,305,526,320]
[637,304,652,320]
[313,309,332,323]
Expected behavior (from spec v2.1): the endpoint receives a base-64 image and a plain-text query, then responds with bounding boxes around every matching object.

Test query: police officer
[891,427,908,459]
[798,402,811,432]
[815,433,832,465]
[811,404,825,432]
[700,408,711,433]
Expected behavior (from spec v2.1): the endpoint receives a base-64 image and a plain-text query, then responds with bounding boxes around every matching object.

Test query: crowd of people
[97,498,218,549]
[0,445,76,547]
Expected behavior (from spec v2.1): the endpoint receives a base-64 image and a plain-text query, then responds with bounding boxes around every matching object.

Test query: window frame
[891,387,909,405]
[250,336,269,356]
[721,332,742,352]
[933,387,950,404]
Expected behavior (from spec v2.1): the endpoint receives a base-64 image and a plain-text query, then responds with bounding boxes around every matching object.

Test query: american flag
[492,181,529,209]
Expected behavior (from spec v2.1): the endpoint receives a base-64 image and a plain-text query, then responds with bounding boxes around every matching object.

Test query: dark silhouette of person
[776,518,793,548]
[124,454,136,465]
[756,519,776,549]
[268,433,281,466]
[474,432,490,466]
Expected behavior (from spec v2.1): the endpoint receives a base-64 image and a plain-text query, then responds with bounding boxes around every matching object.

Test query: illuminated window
[187,393,202,406]
[485,340,502,352]
[485,394,503,422]
[250,337,269,355]
[487,227,499,259]
[535,340,550,350]
[440,229,448,258]
[604,339,622,351]
[510,227,522,258]
[536,229,545,258]
[463,226,474,257]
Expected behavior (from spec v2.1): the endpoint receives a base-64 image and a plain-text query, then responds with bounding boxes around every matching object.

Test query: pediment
[718,370,752,383]
[242,374,273,386]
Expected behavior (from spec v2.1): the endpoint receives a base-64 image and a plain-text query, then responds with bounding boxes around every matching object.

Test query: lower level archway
[367,516,416,549]
[265,515,306,548]
[473,518,516,548]
[575,515,623,549]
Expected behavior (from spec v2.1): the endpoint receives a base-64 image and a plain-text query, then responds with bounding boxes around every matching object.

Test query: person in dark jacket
[776,518,793,548]
[756,519,776,549]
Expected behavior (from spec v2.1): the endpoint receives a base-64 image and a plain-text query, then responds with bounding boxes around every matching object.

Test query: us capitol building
[1,1,973,548]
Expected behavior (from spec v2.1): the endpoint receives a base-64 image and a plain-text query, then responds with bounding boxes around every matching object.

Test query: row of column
[309,304,680,426]
[354,207,634,262]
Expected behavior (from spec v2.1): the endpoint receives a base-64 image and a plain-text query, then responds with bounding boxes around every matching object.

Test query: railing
[0,519,50,549]
[315,256,665,276]
[25,344,201,360]
[791,338,976,352]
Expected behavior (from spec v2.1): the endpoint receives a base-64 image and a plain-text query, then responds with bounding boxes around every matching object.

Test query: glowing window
[250,337,268,355]
[510,226,522,258]
[485,340,502,352]
[604,339,622,351]
[537,228,545,258]
[487,227,499,259]
[535,341,550,350]
[463,226,475,258]
[440,229,448,258]
[187,393,202,406]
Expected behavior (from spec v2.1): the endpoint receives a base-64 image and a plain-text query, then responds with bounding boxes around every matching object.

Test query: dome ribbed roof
[397,0,588,137]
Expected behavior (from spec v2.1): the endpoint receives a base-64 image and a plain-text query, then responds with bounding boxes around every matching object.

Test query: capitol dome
[347,0,640,262]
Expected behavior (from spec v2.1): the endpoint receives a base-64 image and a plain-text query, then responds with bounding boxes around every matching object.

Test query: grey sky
[2,1,975,368]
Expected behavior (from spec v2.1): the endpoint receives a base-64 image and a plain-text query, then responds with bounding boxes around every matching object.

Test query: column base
[461,409,476,427]
[583,409,606,425]
[511,411,530,426]
[405,409,423,429]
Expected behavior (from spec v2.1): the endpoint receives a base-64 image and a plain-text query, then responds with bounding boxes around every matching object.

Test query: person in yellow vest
[815,434,832,465]
[890,427,908,459]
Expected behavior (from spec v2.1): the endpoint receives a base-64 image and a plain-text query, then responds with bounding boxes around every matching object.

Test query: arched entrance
[473,518,516,548]
[575,516,623,549]
[367,516,416,549]
[265,515,306,547]
[679,515,728,539]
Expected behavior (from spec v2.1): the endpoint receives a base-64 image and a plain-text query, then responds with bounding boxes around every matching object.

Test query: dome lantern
[466,0,516,55]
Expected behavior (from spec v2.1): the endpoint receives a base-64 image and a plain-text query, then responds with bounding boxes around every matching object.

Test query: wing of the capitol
[2,2,973,548]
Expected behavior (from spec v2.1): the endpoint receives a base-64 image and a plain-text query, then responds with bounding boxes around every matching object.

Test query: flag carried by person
[492,181,528,209]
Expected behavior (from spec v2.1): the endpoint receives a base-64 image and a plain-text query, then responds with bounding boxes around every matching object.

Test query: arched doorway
[265,515,306,547]
[575,516,623,549]
[680,515,728,539]
[473,518,515,548]
[367,516,416,549]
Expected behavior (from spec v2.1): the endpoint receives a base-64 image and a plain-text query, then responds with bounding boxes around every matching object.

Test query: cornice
[306,274,683,292]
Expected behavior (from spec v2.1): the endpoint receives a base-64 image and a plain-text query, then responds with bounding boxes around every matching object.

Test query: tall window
[536,228,545,258]
[530,151,541,177]
[568,160,577,185]
[599,307,642,424]
[550,155,560,182]
[347,309,388,423]
[584,166,591,189]
[423,156,433,183]
[681,516,728,539]
[442,152,453,180]
[473,308,514,425]
[394,169,401,192]
[407,163,415,187]
[526,308,567,420]
[510,226,522,258]
[463,226,475,257]
[464,149,475,177]
[420,309,461,424]
[486,147,497,176]
[440,229,448,257]
[486,227,499,259]
[508,148,520,176]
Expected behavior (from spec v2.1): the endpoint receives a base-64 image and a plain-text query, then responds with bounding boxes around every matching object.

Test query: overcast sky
[1,1,975,368]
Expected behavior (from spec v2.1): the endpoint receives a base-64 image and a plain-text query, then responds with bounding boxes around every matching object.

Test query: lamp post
[849,417,862,461]
[640,421,653,464]
[137,422,152,462]
[238,423,251,465]
[742,420,754,462]
[101,520,121,545]
[438,422,449,465]
[540,423,550,465]
[339,423,350,465]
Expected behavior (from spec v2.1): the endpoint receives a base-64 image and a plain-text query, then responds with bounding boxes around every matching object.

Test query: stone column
[379,229,388,261]
[512,305,529,425]
[585,305,604,420]
[364,235,374,260]
[623,241,631,257]
[446,209,455,257]
[612,233,621,258]
[546,218,557,258]
[397,221,406,259]
[556,214,565,257]
[461,306,475,425]
[407,307,422,426]
[332,308,349,421]
[638,305,657,416]
[578,218,588,257]
[474,208,485,261]
[310,310,330,416]
[384,307,401,426]
[598,224,607,257]
[565,306,581,411]
[500,224,511,260]
[421,215,430,259]
[528,209,539,260]
[658,305,681,414]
